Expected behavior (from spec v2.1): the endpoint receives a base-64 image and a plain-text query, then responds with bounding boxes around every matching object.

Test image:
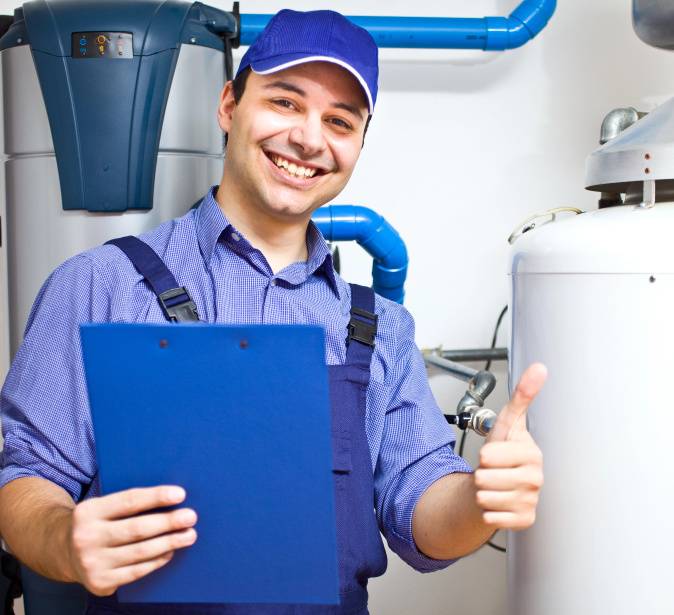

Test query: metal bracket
[636,179,656,210]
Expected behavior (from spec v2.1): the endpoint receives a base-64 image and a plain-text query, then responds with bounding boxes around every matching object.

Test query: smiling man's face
[216,61,369,227]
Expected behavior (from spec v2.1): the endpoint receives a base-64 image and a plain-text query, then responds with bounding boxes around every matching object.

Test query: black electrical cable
[485,306,508,553]
[455,305,509,553]
[488,541,506,553]
[458,425,468,458]
[485,305,508,372]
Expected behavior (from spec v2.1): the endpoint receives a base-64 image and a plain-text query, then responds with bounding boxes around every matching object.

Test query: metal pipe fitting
[599,107,642,144]
[466,406,498,436]
[456,370,497,413]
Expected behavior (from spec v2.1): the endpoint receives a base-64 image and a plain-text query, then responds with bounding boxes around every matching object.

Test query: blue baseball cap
[236,9,379,114]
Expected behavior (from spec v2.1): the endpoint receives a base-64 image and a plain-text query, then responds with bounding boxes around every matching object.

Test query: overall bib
[87,239,388,615]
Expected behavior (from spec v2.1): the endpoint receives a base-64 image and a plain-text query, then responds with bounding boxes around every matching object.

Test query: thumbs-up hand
[474,363,547,531]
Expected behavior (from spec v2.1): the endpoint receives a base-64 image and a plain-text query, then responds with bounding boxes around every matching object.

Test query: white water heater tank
[507,203,674,614]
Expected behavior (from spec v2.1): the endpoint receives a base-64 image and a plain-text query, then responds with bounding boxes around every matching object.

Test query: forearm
[0,476,79,582]
[411,472,494,560]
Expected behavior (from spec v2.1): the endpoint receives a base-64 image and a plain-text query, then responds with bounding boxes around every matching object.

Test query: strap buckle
[158,287,200,323]
[346,307,378,348]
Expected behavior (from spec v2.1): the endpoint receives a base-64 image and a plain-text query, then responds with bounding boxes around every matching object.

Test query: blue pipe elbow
[486,0,556,50]
[311,205,408,304]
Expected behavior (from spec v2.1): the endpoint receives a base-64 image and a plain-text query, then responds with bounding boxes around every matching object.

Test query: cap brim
[250,54,374,114]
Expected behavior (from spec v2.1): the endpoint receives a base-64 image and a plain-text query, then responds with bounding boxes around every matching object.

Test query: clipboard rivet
[240,340,248,349]
[159,339,168,348]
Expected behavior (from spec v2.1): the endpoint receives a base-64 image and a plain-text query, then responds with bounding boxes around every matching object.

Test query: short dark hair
[231,66,252,104]
[224,68,251,148]
[223,65,371,147]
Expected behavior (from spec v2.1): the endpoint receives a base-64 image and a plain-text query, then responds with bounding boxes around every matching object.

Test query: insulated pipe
[311,205,408,304]
[239,1,556,51]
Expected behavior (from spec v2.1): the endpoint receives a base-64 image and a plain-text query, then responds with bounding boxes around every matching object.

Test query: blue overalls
[86,238,388,615]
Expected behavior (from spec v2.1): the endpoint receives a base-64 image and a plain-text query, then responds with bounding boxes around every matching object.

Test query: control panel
[71,32,133,58]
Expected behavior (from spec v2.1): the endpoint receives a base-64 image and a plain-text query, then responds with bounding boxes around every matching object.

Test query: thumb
[487,363,547,442]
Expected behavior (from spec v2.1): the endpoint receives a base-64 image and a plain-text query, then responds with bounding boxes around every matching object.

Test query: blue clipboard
[80,323,339,605]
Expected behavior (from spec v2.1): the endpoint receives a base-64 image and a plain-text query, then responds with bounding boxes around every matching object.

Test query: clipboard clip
[346,307,378,348]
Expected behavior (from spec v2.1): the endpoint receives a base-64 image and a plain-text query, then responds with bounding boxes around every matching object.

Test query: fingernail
[168,487,186,502]
[181,529,197,544]
[180,510,197,525]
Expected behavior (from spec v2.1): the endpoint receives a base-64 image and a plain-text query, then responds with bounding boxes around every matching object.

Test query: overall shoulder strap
[346,283,377,368]
[105,236,199,323]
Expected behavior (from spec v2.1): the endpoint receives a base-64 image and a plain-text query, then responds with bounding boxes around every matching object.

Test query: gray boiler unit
[0,0,238,364]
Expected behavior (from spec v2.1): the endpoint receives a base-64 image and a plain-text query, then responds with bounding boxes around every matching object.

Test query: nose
[288,112,327,157]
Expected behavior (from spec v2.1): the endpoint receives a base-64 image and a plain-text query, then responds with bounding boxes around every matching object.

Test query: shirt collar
[306,220,340,297]
[195,186,341,298]
[195,186,232,265]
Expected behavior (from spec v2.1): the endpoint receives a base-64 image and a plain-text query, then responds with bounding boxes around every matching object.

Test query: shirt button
[270,280,276,287]
[231,232,240,242]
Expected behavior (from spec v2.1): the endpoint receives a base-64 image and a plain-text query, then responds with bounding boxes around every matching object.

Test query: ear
[218,81,236,133]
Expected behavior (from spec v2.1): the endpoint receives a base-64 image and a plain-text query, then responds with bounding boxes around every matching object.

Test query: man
[0,9,545,614]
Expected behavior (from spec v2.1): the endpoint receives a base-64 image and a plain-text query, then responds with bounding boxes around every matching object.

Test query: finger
[488,363,547,442]
[478,440,542,470]
[106,508,197,548]
[92,486,187,521]
[474,466,543,492]
[482,510,536,531]
[86,551,174,597]
[106,528,197,570]
[476,489,527,512]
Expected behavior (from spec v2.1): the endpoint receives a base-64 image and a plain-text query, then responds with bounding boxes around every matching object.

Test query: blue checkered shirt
[0,187,471,572]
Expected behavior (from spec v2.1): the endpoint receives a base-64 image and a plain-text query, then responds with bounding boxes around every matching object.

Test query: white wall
[2,0,673,613]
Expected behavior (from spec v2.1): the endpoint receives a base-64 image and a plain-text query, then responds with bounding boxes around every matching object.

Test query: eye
[273,99,297,110]
[328,117,353,131]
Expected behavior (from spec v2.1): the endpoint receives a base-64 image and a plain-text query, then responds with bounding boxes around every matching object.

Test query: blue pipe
[239,0,556,51]
[311,205,408,304]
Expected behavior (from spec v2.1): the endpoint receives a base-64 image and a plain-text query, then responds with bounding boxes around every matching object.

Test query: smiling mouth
[267,153,320,179]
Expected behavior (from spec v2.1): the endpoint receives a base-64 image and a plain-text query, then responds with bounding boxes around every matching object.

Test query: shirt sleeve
[372,301,473,573]
[0,253,112,502]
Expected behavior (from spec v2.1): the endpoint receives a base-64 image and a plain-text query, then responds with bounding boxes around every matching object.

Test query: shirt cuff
[0,454,82,503]
[382,446,473,573]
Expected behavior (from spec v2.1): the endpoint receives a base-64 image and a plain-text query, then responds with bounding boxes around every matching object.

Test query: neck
[214,184,310,274]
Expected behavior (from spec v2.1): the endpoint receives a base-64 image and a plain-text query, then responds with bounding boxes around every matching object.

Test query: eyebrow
[263,80,306,97]
[332,101,364,122]
[262,80,365,122]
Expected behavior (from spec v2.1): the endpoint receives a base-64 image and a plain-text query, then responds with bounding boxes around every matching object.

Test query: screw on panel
[16,38,21,44]
[190,37,196,43]
[645,168,651,173]
[650,276,656,283]
[645,153,651,160]
[159,339,168,348]
[240,340,248,349]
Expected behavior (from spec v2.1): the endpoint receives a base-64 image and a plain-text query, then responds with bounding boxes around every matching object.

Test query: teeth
[269,153,318,179]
